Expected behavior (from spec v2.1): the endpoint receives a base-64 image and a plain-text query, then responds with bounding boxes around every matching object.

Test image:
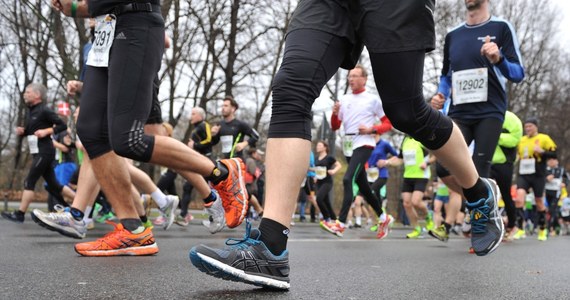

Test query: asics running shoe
[203,190,225,234]
[75,222,158,257]
[466,178,504,256]
[31,207,86,239]
[376,214,394,239]
[213,158,248,228]
[190,222,290,290]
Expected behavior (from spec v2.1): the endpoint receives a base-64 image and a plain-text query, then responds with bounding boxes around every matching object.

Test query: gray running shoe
[466,178,504,256]
[190,222,290,290]
[203,190,225,234]
[31,207,86,239]
[159,195,179,230]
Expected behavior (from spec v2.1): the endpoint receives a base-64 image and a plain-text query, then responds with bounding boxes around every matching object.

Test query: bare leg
[432,125,479,189]
[444,190,462,226]
[402,192,418,227]
[150,136,215,176]
[19,190,35,212]
[71,154,100,212]
[90,152,138,220]
[263,138,310,227]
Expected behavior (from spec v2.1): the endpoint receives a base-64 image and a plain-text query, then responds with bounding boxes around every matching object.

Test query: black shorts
[145,76,163,125]
[288,0,435,66]
[401,178,429,193]
[517,174,546,197]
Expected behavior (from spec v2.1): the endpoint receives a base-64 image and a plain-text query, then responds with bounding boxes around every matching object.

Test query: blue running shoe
[189,222,290,290]
[466,178,504,256]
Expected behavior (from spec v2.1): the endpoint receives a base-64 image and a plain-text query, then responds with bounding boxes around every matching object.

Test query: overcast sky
[552,0,570,48]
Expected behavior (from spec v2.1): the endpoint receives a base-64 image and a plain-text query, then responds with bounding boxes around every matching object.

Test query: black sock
[516,208,525,228]
[121,218,143,232]
[70,207,84,221]
[443,222,452,234]
[140,215,148,223]
[205,161,229,185]
[259,218,289,256]
[203,191,216,204]
[463,178,487,204]
[16,210,25,216]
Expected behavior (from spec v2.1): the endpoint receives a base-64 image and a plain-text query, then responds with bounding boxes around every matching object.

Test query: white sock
[355,216,362,226]
[151,189,168,209]
[83,206,93,221]
[378,213,386,223]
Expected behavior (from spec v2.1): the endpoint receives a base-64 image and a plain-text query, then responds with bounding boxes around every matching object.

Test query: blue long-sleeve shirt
[438,16,524,122]
[367,139,398,179]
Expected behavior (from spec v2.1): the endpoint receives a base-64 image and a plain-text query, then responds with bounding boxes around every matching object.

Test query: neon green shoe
[406,227,423,239]
[95,212,115,223]
[143,220,154,229]
[370,224,378,232]
[537,228,548,241]
[513,229,527,240]
[428,224,449,242]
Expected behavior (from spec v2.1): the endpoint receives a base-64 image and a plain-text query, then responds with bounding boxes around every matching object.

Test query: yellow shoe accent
[537,229,548,241]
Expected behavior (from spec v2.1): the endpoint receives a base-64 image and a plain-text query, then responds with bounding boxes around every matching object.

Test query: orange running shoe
[213,158,249,228]
[74,222,158,257]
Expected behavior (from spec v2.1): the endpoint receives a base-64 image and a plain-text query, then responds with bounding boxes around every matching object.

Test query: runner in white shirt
[325,64,393,239]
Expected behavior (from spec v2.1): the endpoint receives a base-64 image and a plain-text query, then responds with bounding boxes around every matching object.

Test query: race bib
[545,178,562,191]
[519,158,536,175]
[366,167,379,183]
[314,166,327,180]
[27,135,39,154]
[452,68,488,105]
[403,150,417,167]
[86,15,116,67]
[342,135,354,157]
[561,201,570,217]
[220,135,233,153]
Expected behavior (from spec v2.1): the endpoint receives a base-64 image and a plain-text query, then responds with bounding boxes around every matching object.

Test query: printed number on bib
[366,167,379,183]
[545,178,562,191]
[220,135,233,153]
[314,166,327,180]
[519,158,535,175]
[452,68,488,105]
[342,135,353,157]
[403,150,417,167]
[27,135,39,154]
[86,15,116,67]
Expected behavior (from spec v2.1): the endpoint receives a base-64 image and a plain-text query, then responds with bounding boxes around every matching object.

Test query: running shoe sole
[31,210,85,239]
[428,229,449,242]
[75,244,159,257]
[189,250,290,290]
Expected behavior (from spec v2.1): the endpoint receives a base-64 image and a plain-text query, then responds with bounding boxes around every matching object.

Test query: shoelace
[46,204,73,223]
[470,204,490,234]
[225,221,258,250]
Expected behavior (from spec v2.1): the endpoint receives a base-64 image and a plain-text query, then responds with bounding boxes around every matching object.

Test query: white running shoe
[31,206,86,239]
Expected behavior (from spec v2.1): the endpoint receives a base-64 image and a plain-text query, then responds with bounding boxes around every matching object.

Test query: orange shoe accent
[214,158,249,228]
[74,222,158,257]
[376,215,393,239]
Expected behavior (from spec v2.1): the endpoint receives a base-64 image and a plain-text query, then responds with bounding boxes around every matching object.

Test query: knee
[383,96,453,150]
[110,125,153,162]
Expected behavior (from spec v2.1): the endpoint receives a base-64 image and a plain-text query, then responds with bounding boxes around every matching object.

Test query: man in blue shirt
[429,0,524,243]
